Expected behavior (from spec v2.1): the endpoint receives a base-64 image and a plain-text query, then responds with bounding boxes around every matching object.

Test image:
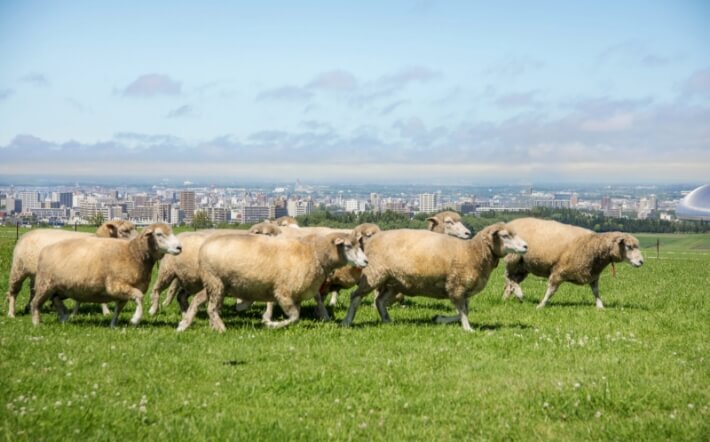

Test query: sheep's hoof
[339,320,351,328]
[176,322,188,332]
[148,306,158,316]
[536,303,546,310]
[210,322,226,333]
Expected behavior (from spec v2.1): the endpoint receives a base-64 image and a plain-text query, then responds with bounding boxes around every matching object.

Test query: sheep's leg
[203,274,226,333]
[22,276,37,314]
[101,303,111,316]
[341,279,374,327]
[117,287,145,325]
[206,291,226,333]
[150,273,176,316]
[436,297,472,331]
[314,292,331,321]
[537,279,560,309]
[52,296,70,323]
[6,267,28,318]
[374,288,394,323]
[176,288,191,313]
[110,301,127,328]
[262,302,274,322]
[263,293,300,329]
[590,279,604,309]
[235,298,254,312]
[176,289,207,332]
[328,290,338,307]
[162,279,180,307]
[30,284,53,326]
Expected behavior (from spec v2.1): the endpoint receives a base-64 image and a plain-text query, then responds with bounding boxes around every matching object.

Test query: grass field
[0,227,708,440]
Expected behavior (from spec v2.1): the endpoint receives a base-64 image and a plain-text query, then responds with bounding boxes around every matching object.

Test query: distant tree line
[295,207,709,234]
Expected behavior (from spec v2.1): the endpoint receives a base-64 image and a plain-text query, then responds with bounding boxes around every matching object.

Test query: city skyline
[1,1,709,183]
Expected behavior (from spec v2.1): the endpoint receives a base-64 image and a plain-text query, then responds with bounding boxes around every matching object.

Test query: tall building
[419,193,438,214]
[287,199,313,217]
[369,193,380,212]
[59,192,73,208]
[18,191,40,213]
[180,191,196,222]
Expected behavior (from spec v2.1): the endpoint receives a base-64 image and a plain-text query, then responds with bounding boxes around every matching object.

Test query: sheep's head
[485,224,528,257]
[249,222,282,236]
[330,233,369,268]
[609,233,644,267]
[144,223,182,256]
[97,220,137,239]
[353,223,381,249]
[427,211,471,239]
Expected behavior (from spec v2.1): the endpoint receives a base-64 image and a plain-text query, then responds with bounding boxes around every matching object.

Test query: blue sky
[1,1,709,184]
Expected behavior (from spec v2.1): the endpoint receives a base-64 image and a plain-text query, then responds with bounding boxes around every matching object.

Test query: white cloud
[122,74,182,97]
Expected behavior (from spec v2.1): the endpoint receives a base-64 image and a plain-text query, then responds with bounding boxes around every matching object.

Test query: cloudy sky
[1,1,709,184]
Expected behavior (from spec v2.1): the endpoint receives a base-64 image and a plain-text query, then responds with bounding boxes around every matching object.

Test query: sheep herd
[4,211,645,332]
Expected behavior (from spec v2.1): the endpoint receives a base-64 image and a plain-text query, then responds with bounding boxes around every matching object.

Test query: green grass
[0,228,708,440]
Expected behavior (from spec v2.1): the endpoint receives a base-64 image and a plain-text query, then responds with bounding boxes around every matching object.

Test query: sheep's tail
[611,262,616,278]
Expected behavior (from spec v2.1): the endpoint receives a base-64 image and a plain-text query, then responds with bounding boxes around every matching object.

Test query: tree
[191,211,212,229]
[90,212,105,226]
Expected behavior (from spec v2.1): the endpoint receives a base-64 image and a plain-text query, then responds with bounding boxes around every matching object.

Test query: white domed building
[676,185,710,221]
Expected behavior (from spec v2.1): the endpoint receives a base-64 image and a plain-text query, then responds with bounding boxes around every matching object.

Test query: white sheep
[426,210,472,239]
[179,232,368,332]
[31,223,181,327]
[502,217,644,308]
[5,220,136,318]
[148,222,282,316]
[341,223,528,331]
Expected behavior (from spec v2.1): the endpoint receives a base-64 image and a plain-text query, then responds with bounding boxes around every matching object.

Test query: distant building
[243,205,270,224]
[287,199,313,217]
[419,193,438,214]
[180,191,196,222]
[18,191,40,213]
[205,207,229,224]
[382,199,409,215]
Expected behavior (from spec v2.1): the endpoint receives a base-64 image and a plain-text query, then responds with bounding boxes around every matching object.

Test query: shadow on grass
[516,296,650,311]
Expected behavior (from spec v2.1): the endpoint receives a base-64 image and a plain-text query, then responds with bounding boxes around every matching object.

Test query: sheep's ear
[143,227,154,236]
[333,237,345,246]
[264,219,272,224]
[104,222,118,237]
[426,217,438,229]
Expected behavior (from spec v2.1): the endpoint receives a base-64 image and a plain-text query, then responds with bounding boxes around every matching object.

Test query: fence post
[16,221,20,241]
[656,238,660,259]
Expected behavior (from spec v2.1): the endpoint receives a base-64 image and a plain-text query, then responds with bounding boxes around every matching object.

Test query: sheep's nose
[521,244,528,251]
[363,259,369,265]
[638,259,644,265]
[176,245,183,252]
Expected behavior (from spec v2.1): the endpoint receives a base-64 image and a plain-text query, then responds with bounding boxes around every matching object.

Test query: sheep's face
[146,224,182,255]
[353,223,381,249]
[619,235,644,267]
[493,228,528,256]
[428,213,472,239]
[334,236,369,268]
[117,221,138,239]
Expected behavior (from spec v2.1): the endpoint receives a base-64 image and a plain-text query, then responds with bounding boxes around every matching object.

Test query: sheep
[148,222,282,316]
[31,223,181,327]
[502,218,644,309]
[178,231,368,332]
[341,223,528,331]
[326,215,469,307]
[5,220,136,318]
[426,210,472,239]
[266,216,300,228]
